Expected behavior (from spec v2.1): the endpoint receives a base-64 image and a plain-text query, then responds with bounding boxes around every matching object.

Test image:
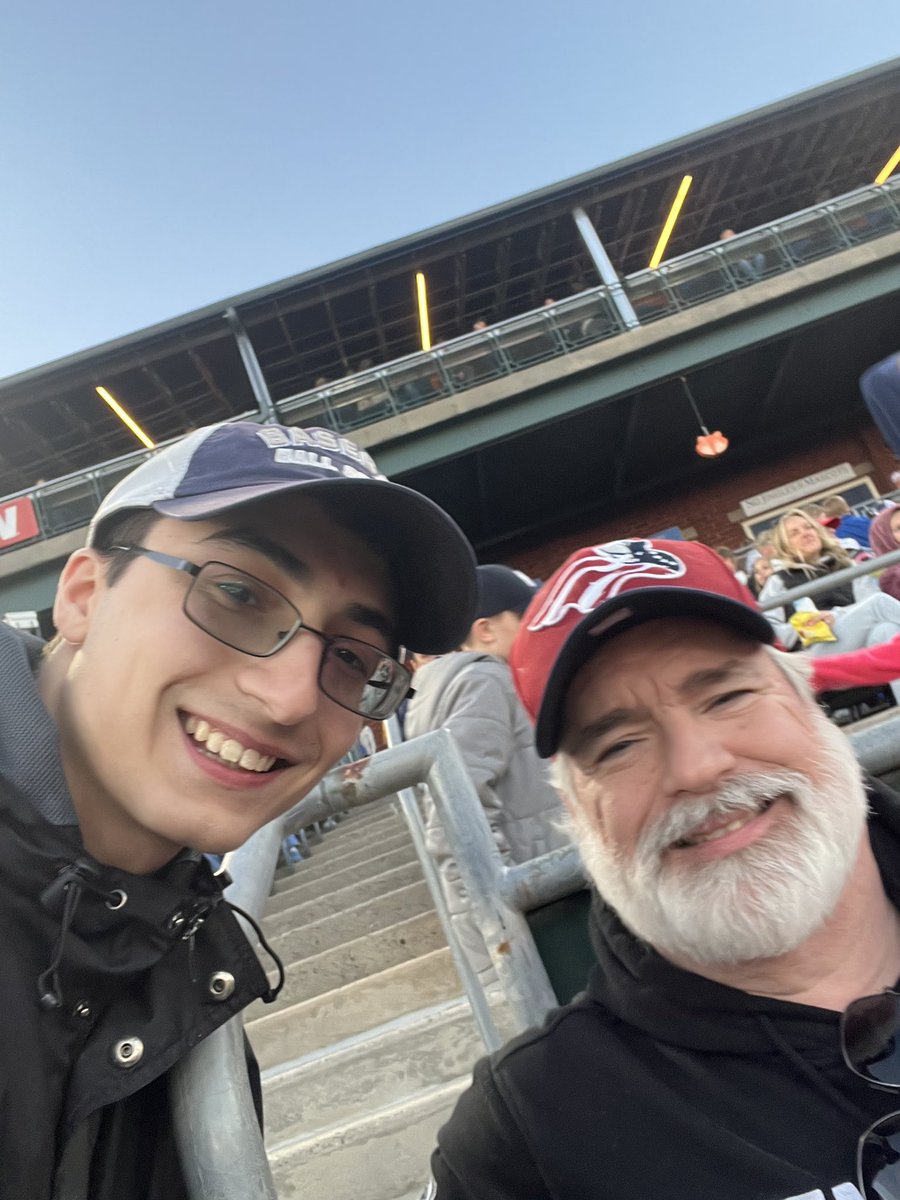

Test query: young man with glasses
[1,420,475,1199]
[428,538,900,1200]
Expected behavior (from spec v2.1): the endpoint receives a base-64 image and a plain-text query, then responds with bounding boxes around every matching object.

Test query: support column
[224,308,277,423]
[572,207,640,329]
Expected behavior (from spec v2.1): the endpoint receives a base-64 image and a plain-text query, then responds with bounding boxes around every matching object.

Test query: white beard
[568,713,869,966]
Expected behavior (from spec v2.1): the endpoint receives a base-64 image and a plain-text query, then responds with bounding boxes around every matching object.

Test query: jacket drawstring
[37,870,86,1009]
[226,901,285,1003]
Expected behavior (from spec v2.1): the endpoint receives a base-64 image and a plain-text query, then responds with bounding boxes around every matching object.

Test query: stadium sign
[739,463,856,518]
[0,496,40,549]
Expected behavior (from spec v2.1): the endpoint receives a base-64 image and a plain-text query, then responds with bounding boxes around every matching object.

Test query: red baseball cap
[509,538,774,758]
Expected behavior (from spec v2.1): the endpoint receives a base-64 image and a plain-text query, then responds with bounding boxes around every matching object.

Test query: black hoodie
[430,784,900,1200]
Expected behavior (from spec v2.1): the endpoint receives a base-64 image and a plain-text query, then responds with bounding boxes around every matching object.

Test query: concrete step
[263,861,426,940]
[265,842,420,914]
[267,1078,465,1200]
[246,948,460,1069]
[271,830,414,894]
[262,998,491,1143]
[273,810,403,878]
[274,816,410,871]
[268,881,434,963]
[264,911,446,1013]
[276,805,406,868]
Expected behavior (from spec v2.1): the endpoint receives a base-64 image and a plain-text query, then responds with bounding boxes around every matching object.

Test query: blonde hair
[771,508,853,574]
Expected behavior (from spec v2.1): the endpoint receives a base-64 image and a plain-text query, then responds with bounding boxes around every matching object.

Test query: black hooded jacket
[0,623,273,1199]
[430,783,900,1200]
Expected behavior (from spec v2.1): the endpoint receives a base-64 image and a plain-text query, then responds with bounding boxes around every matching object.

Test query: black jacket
[0,624,273,1199]
[430,782,900,1199]
[775,562,855,614]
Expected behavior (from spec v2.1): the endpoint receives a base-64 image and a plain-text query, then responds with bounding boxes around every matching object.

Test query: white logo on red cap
[527,540,686,630]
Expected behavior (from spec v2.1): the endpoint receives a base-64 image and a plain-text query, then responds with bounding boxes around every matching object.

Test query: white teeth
[183,718,278,773]
[220,739,243,764]
[679,799,771,848]
[689,814,752,845]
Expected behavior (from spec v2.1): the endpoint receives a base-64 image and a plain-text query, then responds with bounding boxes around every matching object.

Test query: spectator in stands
[869,504,900,602]
[820,494,873,550]
[748,553,774,597]
[755,530,779,561]
[859,351,900,488]
[428,537,900,1199]
[0,420,475,1197]
[758,509,900,696]
[471,318,489,332]
[404,565,566,982]
[715,545,748,585]
[718,227,765,281]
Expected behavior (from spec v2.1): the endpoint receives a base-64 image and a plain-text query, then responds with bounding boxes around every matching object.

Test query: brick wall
[505,417,897,580]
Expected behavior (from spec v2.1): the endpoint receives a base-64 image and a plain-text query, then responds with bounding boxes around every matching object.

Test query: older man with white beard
[426,538,900,1200]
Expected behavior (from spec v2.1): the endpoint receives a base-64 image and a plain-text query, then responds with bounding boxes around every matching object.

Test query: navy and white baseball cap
[475,565,540,619]
[89,420,477,654]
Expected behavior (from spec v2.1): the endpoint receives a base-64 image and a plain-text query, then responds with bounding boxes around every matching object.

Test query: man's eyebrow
[564,659,758,757]
[198,528,311,583]
[677,659,755,697]
[198,527,396,646]
[566,708,638,758]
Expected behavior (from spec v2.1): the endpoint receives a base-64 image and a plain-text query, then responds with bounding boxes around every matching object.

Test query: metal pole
[307,733,559,1031]
[572,206,640,329]
[224,307,278,424]
[170,820,283,1200]
[384,717,502,1051]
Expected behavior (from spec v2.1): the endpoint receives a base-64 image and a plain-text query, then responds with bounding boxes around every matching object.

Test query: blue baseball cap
[89,420,477,654]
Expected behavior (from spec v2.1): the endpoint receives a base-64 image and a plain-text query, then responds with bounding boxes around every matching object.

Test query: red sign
[0,496,40,549]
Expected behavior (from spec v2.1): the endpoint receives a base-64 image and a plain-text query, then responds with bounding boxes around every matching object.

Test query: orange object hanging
[695,430,729,457]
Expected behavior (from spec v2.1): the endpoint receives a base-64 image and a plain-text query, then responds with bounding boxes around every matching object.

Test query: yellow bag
[789,612,837,648]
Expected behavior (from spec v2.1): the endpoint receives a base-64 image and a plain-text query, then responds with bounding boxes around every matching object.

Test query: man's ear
[53,549,108,644]
[468,617,494,648]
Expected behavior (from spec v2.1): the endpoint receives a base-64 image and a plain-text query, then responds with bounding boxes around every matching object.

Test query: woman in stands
[868,504,900,602]
[758,509,900,691]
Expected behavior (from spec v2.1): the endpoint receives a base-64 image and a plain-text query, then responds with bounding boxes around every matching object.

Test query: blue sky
[0,2,897,380]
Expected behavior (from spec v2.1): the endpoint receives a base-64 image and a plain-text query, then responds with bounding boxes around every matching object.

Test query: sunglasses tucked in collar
[841,989,900,1198]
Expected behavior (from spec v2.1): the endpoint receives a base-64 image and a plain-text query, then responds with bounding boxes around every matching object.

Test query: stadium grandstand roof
[1,55,898,495]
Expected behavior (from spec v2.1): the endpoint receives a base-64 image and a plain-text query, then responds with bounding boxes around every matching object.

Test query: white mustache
[637,771,805,861]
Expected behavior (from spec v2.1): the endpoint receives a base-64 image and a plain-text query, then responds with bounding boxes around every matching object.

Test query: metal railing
[757,546,900,612]
[3,177,899,559]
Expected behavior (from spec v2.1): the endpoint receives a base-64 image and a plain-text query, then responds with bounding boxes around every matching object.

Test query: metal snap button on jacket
[208,971,235,1001]
[111,1038,144,1068]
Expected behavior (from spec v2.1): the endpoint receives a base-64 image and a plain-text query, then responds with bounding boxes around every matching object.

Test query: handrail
[757,546,900,611]
[3,176,898,555]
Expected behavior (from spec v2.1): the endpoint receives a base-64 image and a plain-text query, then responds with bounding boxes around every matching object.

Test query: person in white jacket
[404,565,566,981]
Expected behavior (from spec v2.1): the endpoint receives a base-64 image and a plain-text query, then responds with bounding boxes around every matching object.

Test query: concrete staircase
[244,799,499,1200]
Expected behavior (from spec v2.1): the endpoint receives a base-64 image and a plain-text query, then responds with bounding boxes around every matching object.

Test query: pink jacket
[869,506,900,602]
[811,635,900,692]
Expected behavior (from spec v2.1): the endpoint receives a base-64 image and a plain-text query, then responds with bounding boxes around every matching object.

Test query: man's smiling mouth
[182,714,283,773]
[670,796,777,849]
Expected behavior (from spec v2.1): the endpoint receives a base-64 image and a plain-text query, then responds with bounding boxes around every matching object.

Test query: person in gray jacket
[404,564,566,980]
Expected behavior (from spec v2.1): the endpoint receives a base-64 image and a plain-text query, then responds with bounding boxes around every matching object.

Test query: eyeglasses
[841,990,900,1197]
[113,546,412,721]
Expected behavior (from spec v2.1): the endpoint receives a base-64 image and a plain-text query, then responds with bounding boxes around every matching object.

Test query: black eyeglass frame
[110,544,413,720]
[841,989,900,1199]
